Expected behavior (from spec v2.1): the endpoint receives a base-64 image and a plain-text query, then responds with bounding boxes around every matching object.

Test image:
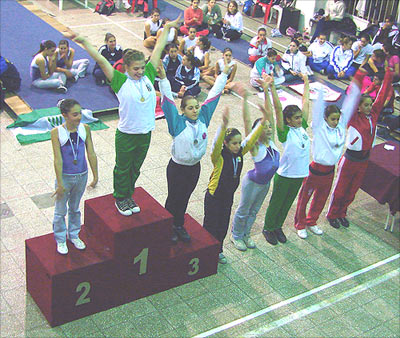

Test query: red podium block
[26,227,117,327]
[84,188,173,268]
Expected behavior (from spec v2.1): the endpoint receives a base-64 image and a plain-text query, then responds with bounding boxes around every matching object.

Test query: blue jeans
[327,65,355,79]
[308,58,329,73]
[53,172,88,243]
[32,72,66,89]
[231,174,271,240]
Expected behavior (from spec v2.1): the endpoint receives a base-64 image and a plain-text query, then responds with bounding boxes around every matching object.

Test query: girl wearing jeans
[51,99,98,255]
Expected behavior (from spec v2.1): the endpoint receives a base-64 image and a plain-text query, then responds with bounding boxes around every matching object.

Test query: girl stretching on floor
[158,62,231,243]
[262,74,310,246]
[294,79,362,239]
[51,99,98,255]
[230,77,280,251]
[55,40,90,82]
[326,68,393,228]
[30,40,67,93]
[203,85,268,264]
[65,16,181,217]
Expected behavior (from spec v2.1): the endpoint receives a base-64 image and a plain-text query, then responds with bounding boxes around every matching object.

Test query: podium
[26,188,219,326]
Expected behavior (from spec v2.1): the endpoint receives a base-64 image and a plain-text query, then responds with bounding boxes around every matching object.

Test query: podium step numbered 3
[26,188,219,327]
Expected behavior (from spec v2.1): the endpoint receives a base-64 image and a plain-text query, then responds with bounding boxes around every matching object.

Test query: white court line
[193,253,400,338]
[102,14,144,40]
[243,268,400,337]
[69,19,146,28]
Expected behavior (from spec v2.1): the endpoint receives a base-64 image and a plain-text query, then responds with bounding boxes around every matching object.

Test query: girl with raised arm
[64,15,181,216]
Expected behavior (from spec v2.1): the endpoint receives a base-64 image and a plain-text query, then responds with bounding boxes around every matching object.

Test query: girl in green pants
[263,74,310,245]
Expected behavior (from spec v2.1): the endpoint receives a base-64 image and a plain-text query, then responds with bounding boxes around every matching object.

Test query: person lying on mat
[64,14,182,217]
[30,40,68,93]
[55,40,90,82]
[93,33,123,86]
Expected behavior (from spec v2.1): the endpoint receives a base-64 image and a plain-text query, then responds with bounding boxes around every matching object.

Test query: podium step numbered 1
[26,188,219,327]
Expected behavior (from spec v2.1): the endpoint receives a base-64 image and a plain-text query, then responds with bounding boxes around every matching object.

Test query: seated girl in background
[383,43,400,83]
[203,86,268,264]
[248,27,272,65]
[156,18,179,48]
[194,36,212,77]
[175,53,201,98]
[202,0,223,38]
[348,35,373,76]
[30,40,68,93]
[113,48,133,74]
[281,39,308,83]
[93,33,123,85]
[361,48,386,76]
[162,43,183,94]
[327,36,354,80]
[222,1,243,42]
[250,48,285,90]
[180,0,209,37]
[143,8,162,49]
[306,33,333,74]
[158,62,231,243]
[179,27,198,56]
[203,47,237,94]
[55,40,89,82]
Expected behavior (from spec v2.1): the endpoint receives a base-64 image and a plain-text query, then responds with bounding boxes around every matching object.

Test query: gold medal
[140,97,145,102]
[73,159,77,165]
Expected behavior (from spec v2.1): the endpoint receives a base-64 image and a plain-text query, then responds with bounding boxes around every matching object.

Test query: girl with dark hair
[175,53,201,98]
[201,0,223,38]
[194,36,211,75]
[55,40,90,82]
[294,78,361,239]
[180,0,209,36]
[51,99,98,255]
[281,39,308,83]
[327,36,354,80]
[262,74,310,246]
[65,16,181,216]
[30,40,67,92]
[158,62,231,243]
[327,68,393,229]
[93,33,123,85]
[383,43,400,83]
[203,86,268,264]
[162,44,183,94]
[230,77,280,251]
[222,1,243,42]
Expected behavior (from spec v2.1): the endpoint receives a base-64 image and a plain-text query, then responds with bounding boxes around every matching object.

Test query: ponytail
[34,40,56,56]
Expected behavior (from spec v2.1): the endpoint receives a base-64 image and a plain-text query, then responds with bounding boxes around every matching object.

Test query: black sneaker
[327,218,340,229]
[127,197,140,213]
[173,226,191,242]
[115,199,132,216]
[338,217,350,228]
[328,74,335,80]
[274,228,287,243]
[262,230,278,245]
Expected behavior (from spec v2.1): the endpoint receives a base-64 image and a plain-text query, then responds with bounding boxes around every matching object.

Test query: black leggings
[165,159,200,228]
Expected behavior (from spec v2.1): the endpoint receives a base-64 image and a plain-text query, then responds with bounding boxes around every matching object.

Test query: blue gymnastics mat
[1,0,119,112]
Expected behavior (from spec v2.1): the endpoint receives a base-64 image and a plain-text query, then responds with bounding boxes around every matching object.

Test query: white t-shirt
[351,41,373,64]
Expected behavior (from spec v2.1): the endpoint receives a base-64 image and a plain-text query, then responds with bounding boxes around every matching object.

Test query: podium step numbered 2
[26,188,219,326]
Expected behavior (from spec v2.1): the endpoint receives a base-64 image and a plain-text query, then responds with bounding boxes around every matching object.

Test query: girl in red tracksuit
[294,80,361,239]
[326,68,393,229]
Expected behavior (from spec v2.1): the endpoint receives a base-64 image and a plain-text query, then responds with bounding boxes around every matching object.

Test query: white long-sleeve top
[224,12,243,32]
[311,83,359,165]
[308,40,333,63]
[325,0,345,21]
[329,46,354,73]
[248,36,272,57]
[281,50,308,74]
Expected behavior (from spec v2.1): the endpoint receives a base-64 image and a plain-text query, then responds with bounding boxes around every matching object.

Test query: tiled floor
[1,0,399,337]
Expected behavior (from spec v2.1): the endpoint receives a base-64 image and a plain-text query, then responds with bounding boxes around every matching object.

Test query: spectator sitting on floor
[179,27,198,56]
[361,48,386,76]
[203,47,237,94]
[194,36,212,77]
[156,18,179,49]
[162,43,182,95]
[202,0,223,38]
[281,39,309,83]
[143,8,162,49]
[250,48,284,89]
[180,0,209,37]
[383,43,400,83]
[55,40,90,82]
[305,33,333,74]
[30,40,67,93]
[348,35,373,76]
[93,33,123,85]
[113,48,134,73]
[175,53,201,98]
[327,36,354,80]
[311,0,345,43]
[222,1,243,42]
[248,27,272,65]
[372,15,399,51]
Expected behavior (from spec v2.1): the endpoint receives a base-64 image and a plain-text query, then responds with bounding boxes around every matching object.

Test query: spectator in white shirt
[311,0,345,43]
[248,27,272,65]
[348,34,373,76]
[306,33,333,74]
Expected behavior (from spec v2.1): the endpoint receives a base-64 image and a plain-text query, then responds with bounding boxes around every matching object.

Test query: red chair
[252,0,274,24]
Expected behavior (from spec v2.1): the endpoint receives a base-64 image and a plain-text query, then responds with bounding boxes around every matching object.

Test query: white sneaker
[230,235,247,251]
[56,85,67,93]
[57,242,68,255]
[297,229,308,239]
[115,199,133,216]
[243,235,256,249]
[70,237,86,250]
[308,225,323,235]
